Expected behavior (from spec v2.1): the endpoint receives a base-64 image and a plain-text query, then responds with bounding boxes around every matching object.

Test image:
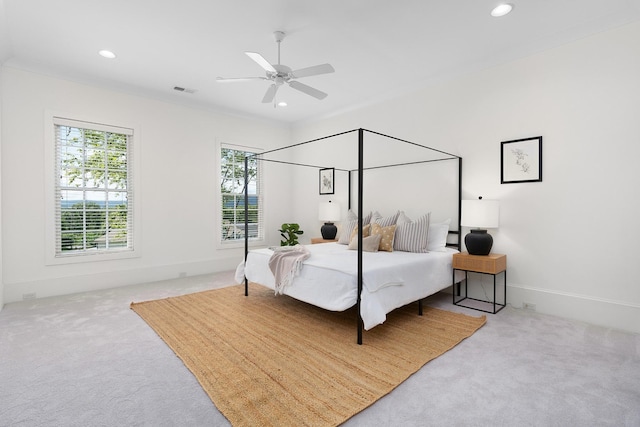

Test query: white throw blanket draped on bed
[268,245,310,294]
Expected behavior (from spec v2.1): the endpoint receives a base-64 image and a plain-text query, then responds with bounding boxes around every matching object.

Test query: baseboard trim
[508,284,640,334]
[6,270,639,335]
[3,256,240,304]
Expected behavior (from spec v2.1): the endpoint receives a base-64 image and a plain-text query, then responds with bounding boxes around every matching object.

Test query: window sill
[218,239,265,250]
[45,249,140,265]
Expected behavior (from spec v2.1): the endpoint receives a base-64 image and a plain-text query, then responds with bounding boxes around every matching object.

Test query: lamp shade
[461,199,499,228]
[319,202,341,222]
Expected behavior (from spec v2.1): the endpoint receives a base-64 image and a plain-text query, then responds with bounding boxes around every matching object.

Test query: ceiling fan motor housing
[269,64,293,85]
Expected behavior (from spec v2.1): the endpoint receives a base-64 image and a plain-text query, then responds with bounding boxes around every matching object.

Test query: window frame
[218,141,264,247]
[44,111,141,265]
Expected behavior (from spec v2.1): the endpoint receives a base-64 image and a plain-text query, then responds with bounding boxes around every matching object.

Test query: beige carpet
[131,283,486,426]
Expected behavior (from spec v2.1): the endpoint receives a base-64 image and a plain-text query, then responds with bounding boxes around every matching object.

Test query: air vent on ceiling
[173,86,196,94]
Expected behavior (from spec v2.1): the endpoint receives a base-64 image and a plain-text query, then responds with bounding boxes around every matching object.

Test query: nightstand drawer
[453,253,506,274]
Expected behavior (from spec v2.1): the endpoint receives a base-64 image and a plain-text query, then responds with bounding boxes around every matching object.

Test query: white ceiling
[2,0,640,125]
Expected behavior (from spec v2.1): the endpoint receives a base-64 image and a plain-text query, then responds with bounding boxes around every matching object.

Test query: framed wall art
[501,136,542,184]
[319,168,335,195]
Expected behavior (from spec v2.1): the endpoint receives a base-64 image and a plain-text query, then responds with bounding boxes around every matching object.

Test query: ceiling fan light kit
[217,31,335,105]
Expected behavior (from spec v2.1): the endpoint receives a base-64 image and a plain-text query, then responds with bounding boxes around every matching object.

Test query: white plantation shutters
[54,117,134,256]
[220,144,263,243]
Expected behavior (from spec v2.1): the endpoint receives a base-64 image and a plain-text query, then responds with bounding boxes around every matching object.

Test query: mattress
[236,242,462,330]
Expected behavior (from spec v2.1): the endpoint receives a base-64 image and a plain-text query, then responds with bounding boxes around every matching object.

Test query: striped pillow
[337,210,372,244]
[393,212,431,253]
[371,210,400,227]
[338,218,358,244]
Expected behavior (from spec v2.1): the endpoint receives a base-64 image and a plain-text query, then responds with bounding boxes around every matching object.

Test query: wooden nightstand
[452,252,506,314]
[310,237,338,244]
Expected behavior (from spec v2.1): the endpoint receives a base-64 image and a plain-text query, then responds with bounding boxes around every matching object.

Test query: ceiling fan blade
[291,63,335,79]
[288,80,328,100]
[262,84,278,103]
[245,52,277,73]
[216,77,267,83]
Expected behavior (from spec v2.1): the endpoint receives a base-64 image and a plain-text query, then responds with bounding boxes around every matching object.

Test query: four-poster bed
[238,128,462,344]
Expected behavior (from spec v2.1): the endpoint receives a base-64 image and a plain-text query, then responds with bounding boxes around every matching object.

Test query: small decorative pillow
[371,222,397,252]
[348,234,381,252]
[350,223,371,241]
[394,212,430,252]
[371,210,400,227]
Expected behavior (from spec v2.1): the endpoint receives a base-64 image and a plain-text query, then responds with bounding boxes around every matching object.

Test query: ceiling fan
[216,31,335,104]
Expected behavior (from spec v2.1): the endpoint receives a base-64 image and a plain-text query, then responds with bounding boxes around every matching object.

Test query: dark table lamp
[319,201,340,240]
[461,197,499,256]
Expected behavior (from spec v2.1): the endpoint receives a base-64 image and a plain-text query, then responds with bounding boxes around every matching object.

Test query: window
[54,117,134,256]
[220,145,263,243]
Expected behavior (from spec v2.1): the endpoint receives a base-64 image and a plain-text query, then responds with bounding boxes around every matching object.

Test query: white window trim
[44,110,141,265]
[217,139,265,249]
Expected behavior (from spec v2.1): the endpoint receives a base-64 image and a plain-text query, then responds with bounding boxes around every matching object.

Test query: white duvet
[235,242,462,330]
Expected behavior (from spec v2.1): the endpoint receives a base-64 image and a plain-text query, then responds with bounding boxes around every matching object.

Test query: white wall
[2,21,639,333]
[0,66,4,310]
[287,129,461,244]
[0,67,291,302]
[291,21,640,333]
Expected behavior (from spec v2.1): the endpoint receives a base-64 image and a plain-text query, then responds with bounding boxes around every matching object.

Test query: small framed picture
[319,168,335,195]
[501,136,543,184]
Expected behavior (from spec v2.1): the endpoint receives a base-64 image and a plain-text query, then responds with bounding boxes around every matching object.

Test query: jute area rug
[131,283,486,426]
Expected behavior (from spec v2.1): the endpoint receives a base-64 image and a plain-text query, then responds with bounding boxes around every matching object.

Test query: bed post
[457,157,463,253]
[348,171,352,210]
[244,155,249,297]
[455,156,463,297]
[357,128,364,345]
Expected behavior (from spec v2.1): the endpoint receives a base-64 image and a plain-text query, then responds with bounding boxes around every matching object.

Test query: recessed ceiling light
[278,101,288,107]
[98,50,116,59]
[491,4,513,17]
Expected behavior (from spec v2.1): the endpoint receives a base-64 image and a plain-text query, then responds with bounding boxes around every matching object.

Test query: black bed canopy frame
[243,128,462,345]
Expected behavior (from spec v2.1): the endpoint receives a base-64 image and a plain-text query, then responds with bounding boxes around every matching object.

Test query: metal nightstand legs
[453,269,506,314]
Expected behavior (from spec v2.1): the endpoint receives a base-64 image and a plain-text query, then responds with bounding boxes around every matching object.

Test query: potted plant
[279,223,304,246]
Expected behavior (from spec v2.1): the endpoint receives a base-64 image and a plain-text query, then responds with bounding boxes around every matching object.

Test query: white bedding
[235,243,463,330]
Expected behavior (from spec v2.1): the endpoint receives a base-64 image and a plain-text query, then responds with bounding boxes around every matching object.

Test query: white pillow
[394,212,430,253]
[427,218,451,252]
